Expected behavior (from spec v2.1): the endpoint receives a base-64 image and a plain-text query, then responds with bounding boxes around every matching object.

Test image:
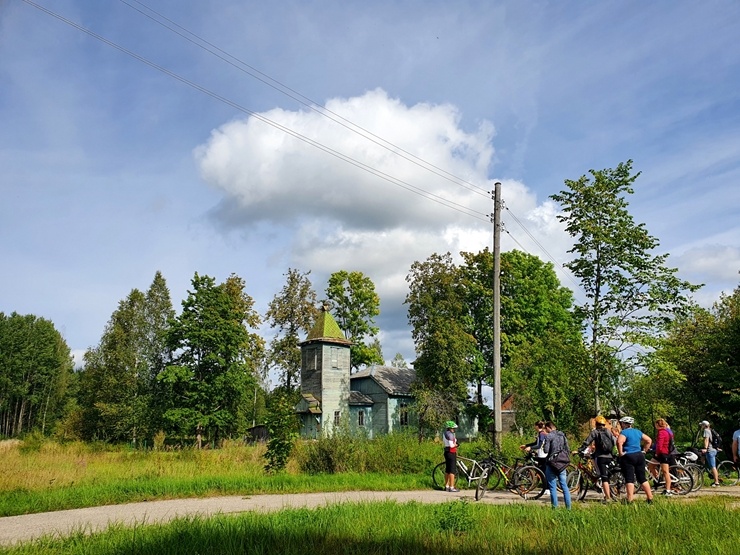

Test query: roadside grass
[1,497,738,555]
[0,433,539,517]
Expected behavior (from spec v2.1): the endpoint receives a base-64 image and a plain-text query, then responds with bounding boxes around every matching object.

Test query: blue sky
[2,1,739,379]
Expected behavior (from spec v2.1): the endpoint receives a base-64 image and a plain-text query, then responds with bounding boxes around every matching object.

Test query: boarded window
[358,410,365,427]
[334,411,341,426]
[400,403,409,426]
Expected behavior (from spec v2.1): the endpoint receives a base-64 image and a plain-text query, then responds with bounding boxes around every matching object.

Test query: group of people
[442,416,740,505]
[520,416,740,508]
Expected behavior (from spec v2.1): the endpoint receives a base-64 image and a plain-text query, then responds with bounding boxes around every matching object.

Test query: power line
[120,0,491,200]
[21,0,490,222]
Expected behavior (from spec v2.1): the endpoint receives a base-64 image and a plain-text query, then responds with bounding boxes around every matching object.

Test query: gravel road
[1,486,738,547]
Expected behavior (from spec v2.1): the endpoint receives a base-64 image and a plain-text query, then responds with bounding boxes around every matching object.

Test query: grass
[1,497,739,554]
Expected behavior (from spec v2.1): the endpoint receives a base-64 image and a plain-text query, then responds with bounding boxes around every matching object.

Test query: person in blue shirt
[616,416,654,504]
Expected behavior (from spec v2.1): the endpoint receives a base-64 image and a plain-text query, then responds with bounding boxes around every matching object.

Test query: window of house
[331,347,339,369]
[334,411,341,426]
[358,410,365,427]
[400,403,409,426]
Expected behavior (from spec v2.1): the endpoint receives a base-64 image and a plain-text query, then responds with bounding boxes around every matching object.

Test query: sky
[2,1,739,382]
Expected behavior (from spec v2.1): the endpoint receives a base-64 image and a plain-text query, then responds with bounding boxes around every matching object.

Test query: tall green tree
[0,313,73,437]
[77,273,174,443]
[265,269,319,391]
[647,285,740,439]
[405,253,474,404]
[160,273,263,447]
[550,160,701,414]
[460,249,585,432]
[325,270,383,370]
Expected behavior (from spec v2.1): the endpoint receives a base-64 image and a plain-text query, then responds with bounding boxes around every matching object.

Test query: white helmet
[684,451,698,462]
[619,416,635,425]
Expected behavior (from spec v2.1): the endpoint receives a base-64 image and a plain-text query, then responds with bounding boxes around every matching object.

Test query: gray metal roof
[349,390,374,405]
[351,365,415,396]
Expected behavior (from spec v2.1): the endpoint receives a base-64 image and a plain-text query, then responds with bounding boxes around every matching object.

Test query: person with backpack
[700,420,721,487]
[653,418,677,496]
[542,421,572,509]
[576,415,615,502]
[616,416,654,504]
[443,421,459,492]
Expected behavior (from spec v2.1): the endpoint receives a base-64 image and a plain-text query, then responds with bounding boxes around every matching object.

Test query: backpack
[667,429,680,455]
[711,429,723,449]
[595,429,615,455]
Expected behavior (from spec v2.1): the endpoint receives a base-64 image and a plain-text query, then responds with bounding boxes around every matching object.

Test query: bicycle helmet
[684,451,699,462]
[594,415,608,426]
[445,421,458,429]
[619,416,635,425]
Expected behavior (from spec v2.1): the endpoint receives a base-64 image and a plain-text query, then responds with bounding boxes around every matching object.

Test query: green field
[1,439,739,555]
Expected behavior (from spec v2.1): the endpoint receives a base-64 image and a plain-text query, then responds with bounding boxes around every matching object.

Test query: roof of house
[351,365,415,396]
[349,390,374,405]
[300,305,352,346]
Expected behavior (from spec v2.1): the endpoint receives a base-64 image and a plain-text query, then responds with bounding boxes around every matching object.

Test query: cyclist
[443,421,459,492]
[700,420,721,487]
[616,416,654,504]
[653,418,677,495]
[520,420,548,472]
[543,421,572,509]
[733,420,740,467]
[576,415,615,502]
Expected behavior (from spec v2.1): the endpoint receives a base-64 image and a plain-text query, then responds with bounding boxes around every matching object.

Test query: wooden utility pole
[492,182,502,450]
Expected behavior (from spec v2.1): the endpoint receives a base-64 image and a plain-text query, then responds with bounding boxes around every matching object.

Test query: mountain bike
[474,452,546,501]
[569,451,622,501]
[432,454,490,491]
[678,448,740,488]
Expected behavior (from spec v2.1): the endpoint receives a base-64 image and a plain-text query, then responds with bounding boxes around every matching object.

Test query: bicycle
[569,452,622,501]
[648,456,694,495]
[674,449,704,492]
[432,454,489,491]
[680,447,740,488]
[474,452,546,501]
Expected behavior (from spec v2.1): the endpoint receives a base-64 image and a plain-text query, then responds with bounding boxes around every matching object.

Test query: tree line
[1,161,736,445]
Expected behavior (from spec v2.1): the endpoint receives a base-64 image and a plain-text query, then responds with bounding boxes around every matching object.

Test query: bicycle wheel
[684,463,704,491]
[576,474,590,501]
[432,462,447,490]
[475,467,490,501]
[566,466,582,496]
[608,470,626,500]
[512,465,546,500]
[718,460,740,486]
[668,465,694,495]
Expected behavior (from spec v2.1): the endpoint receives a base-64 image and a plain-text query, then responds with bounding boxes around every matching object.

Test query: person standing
[700,420,721,487]
[616,416,654,504]
[732,420,740,467]
[653,418,676,496]
[542,421,572,509]
[443,421,459,492]
[576,415,615,502]
[520,420,548,472]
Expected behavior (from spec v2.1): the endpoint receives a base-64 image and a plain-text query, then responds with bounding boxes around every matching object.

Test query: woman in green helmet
[443,421,459,492]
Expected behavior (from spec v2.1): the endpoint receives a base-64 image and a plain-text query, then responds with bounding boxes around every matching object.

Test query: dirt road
[1,486,738,547]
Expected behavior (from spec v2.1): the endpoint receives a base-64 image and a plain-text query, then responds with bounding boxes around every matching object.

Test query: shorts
[444,449,457,474]
[655,453,676,466]
[620,451,647,485]
[595,456,613,479]
[705,449,717,470]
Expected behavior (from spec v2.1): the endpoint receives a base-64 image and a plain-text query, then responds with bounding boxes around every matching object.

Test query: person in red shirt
[654,418,676,495]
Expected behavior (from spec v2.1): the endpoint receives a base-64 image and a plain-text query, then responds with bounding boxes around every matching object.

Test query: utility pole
[492,182,502,450]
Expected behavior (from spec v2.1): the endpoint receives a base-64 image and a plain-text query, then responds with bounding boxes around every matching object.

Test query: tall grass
[2,498,738,554]
[0,433,537,517]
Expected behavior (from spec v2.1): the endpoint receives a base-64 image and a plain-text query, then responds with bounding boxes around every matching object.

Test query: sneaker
[662,490,676,496]
[445,487,450,492]
[711,483,720,488]
[449,488,460,492]
[646,499,653,505]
